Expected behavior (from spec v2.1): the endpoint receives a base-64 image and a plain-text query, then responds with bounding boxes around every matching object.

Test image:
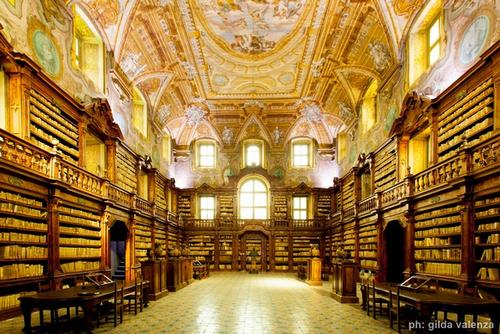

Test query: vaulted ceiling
[77,0,398,148]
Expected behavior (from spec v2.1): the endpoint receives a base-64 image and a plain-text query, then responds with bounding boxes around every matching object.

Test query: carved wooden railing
[413,155,465,193]
[381,179,410,206]
[358,194,378,214]
[273,219,289,228]
[53,159,105,196]
[167,211,178,224]
[219,219,233,228]
[343,206,355,219]
[108,183,133,207]
[185,219,216,228]
[471,134,499,171]
[292,219,324,228]
[237,219,272,228]
[0,130,51,176]
[156,207,167,219]
[135,197,154,215]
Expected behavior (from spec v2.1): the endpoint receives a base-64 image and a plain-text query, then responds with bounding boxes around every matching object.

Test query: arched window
[132,87,148,137]
[239,178,269,219]
[73,6,105,92]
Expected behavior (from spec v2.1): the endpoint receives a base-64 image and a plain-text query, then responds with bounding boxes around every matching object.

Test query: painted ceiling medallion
[194,0,306,54]
[368,41,391,72]
[300,103,323,123]
[185,105,206,126]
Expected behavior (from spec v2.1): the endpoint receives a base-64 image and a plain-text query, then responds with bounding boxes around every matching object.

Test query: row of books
[360,259,377,268]
[479,247,500,261]
[416,207,459,219]
[415,237,455,247]
[415,262,461,276]
[59,237,100,247]
[0,192,43,207]
[476,208,500,218]
[0,292,37,311]
[415,215,460,228]
[60,261,99,273]
[477,222,500,230]
[476,267,500,281]
[0,231,46,243]
[359,251,376,258]
[59,206,100,219]
[0,245,47,259]
[60,247,100,258]
[59,214,100,228]
[415,248,461,260]
[0,263,44,280]
[415,225,461,237]
[0,202,46,217]
[59,226,100,237]
[0,217,47,231]
[475,196,500,207]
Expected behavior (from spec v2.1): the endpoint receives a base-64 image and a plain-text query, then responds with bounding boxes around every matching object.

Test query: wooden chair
[124,268,144,315]
[367,280,390,319]
[97,280,124,328]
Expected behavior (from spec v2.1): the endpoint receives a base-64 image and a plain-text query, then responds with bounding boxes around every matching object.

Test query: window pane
[200,144,214,155]
[246,145,260,166]
[240,193,254,206]
[429,19,440,45]
[240,208,253,219]
[254,208,267,219]
[293,197,300,208]
[429,45,439,65]
[253,180,266,192]
[300,197,307,208]
[201,210,214,220]
[299,210,307,220]
[294,156,308,166]
[241,181,253,192]
[254,193,267,206]
[200,156,214,167]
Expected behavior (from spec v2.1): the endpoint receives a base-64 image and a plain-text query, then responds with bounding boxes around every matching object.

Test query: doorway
[384,220,405,283]
[239,232,268,272]
[110,221,128,280]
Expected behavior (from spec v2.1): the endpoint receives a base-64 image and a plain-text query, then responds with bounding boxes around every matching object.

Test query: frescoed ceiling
[75,0,401,150]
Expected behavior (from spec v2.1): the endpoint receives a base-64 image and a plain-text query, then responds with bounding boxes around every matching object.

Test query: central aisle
[2,272,396,334]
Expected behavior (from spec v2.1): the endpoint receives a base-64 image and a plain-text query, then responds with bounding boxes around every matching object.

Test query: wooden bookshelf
[218,235,233,270]
[330,224,342,262]
[273,194,287,221]
[155,177,167,211]
[274,236,289,271]
[0,190,48,281]
[177,194,192,219]
[154,224,167,257]
[342,221,356,260]
[358,216,378,271]
[58,203,102,273]
[135,224,152,262]
[116,144,137,193]
[315,191,331,218]
[414,204,462,277]
[28,90,80,164]
[438,77,494,161]
[342,174,354,210]
[474,193,500,283]
[189,235,214,262]
[218,193,234,221]
[292,236,318,270]
[373,140,397,192]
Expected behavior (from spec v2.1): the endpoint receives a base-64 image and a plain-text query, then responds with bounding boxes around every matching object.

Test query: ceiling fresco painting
[75,0,398,150]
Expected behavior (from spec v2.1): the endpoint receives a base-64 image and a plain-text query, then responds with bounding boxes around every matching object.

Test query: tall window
[409,127,432,175]
[292,140,311,167]
[199,195,215,219]
[132,87,148,137]
[162,134,171,164]
[197,141,216,168]
[293,196,308,220]
[246,144,260,166]
[428,16,441,66]
[73,6,105,92]
[239,178,268,219]
[84,132,106,177]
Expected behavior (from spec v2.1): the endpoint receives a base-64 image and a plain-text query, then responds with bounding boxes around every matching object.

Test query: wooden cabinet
[167,258,192,292]
[331,262,359,303]
[141,260,168,300]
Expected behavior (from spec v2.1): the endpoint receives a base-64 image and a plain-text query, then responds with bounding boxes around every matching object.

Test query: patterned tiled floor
[1,272,395,333]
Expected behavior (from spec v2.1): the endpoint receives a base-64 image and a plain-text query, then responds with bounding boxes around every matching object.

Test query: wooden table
[374,283,500,333]
[19,281,149,333]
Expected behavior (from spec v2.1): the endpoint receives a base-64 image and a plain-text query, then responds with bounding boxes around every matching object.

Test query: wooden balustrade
[413,155,464,193]
[292,219,324,228]
[136,197,154,215]
[0,130,51,176]
[358,195,377,213]
[108,184,133,207]
[54,159,105,196]
[380,179,410,206]
[343,206,355,218]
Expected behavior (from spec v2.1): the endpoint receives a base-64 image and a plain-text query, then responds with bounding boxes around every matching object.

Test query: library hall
[0,0,499,333]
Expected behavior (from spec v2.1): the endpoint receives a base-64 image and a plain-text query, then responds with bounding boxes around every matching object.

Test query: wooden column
[47,193,61,289]
[105,139,117,182]
[214,233,220,270]
[288,234,293,271]
[232,233,239,271]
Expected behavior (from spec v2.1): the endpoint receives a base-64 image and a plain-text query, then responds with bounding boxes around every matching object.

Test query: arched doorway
[239,231,269,272]
[110,221,128,280]
[384,220,405,283]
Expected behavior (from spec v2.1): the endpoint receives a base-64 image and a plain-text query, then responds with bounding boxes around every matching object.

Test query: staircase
[113,258,126,280]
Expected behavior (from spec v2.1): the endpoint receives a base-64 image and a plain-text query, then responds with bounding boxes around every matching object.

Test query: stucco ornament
[368,41,391,71]
[300,103,323,123]
[185,105,206,126]
[222,127,234,145]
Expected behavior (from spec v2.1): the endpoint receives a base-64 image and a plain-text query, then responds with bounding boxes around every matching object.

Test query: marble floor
[1,272,395,334]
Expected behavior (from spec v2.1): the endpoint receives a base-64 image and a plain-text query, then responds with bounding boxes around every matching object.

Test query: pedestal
[249,259,258,274]
[141,260,168,300]
[331,261,359,303]
[306,258,322,286]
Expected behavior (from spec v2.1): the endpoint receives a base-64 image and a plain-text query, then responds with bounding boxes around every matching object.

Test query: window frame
[427,15,441,67]
[195,140,217,169]
[292,195,309,220]
[198,195,216,220]
[238,177,269,220]
[291,138,313,168]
